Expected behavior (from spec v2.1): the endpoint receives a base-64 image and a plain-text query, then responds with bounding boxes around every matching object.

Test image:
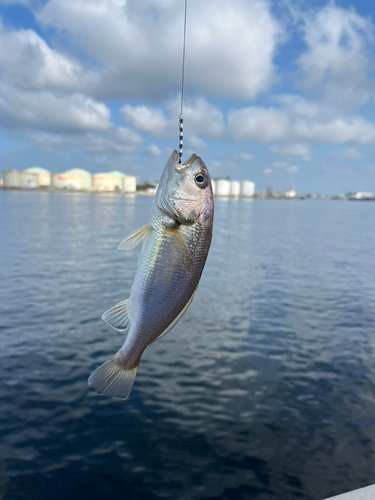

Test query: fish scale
[88,150,214,399]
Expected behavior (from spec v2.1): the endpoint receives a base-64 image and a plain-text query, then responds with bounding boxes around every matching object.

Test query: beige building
[52,172,86,190]
[3,169,21,188]
[123,175,137,193]
[92,171,124,191]
[23,167,51,187]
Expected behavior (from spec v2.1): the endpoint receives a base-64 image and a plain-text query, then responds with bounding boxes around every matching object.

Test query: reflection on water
[1,191,375,500]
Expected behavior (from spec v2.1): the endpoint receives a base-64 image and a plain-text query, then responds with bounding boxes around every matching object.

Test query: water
[1,191,375,500]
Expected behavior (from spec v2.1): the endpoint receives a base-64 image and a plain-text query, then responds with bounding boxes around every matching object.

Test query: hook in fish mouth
[175,154,198,173]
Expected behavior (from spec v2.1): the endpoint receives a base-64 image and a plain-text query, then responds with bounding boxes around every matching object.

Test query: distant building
[240,181,255,197]
[347,192,374,200]
[215,179,231,197]
[64,169,92,189]
[123,175,137,193]
[230,181,241,197]
[211,179,216,195]
[52,171,88,190]
[92,171,124,192]
[3,169,21,188]
[285,186,296,198]
[23,167,51,187]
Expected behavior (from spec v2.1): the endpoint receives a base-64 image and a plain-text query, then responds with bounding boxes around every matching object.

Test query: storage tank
[215,179,231,197]
[3,169,21,188]
[211,179,216,195]
[24,167,51,187]
[92,171,124,192]
[240,181,255,197]
[123,175,136,193]
[21,171,40,188]
[230,181,241,197]
[64,169,91,189]
[52,172,86,190]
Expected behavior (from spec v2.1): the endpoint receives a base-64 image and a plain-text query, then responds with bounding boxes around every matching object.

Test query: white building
[240,181,255,197]
[52,171,87,190]
[215,179,231,197]
[285,186,296,198]
[3,169,21,188]
[23,167,51,187]
[230,181,241,197]
[92,171,124,192]
[123,175,137,193]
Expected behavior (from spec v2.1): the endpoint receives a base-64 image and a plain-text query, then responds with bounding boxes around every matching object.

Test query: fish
[88,150,214,399]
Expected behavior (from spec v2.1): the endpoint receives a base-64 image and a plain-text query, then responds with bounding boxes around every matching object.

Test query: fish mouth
[175,154,198,174]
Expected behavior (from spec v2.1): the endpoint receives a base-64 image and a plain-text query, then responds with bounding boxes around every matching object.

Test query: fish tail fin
[88,357,139,400]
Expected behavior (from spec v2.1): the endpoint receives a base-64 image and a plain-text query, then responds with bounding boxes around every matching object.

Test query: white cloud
[273,160,298,175]
[122,96,224,139]
[263,168,273,177]
[121,105,173,139]
[298,3,374,108]
[271,143,312,161]
[334,146,364,160]
[144,145,163,157]
[0,85,111,132]
[0,23,93,92]
[37,0,282,100]
[227,106,289,142]
[186,135,206,150]
[234,152,254,162]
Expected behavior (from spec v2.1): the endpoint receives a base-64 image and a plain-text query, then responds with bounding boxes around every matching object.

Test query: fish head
[157,150,214,225]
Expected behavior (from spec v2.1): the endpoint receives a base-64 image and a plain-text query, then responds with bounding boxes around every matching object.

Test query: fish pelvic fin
[118,224,152,251]
[102,299,131,331]
[88,357,139,399]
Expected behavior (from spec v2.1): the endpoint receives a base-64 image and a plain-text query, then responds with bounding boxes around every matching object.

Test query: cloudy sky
[1,0,375,193]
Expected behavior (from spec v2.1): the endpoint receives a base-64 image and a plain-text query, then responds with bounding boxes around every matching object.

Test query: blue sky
[1,0,375,193]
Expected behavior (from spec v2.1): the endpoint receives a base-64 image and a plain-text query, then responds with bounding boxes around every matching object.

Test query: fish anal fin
[118,224,152,251]
[102,299,131,331]
[88,357,138,399]
[152,284,198,343]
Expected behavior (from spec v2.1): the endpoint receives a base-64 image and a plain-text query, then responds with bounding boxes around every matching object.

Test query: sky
[1,0,375,193]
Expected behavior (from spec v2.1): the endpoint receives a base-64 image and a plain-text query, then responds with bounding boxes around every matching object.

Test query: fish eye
[194,173,207,188]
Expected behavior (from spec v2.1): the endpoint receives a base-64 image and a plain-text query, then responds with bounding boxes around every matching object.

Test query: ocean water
[1,190,375,500]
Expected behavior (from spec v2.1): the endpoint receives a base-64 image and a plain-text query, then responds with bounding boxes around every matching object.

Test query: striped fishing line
[179,0,188,163]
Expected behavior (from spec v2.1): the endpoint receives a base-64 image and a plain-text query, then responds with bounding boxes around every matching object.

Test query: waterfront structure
[3,169,21,188]
[23,167,51,187]
[284,186,296,198]
[230,181,241,197]
[123,175,137,193]
[52,171,87,190]
[240,181,255,197]
[216,179,231,197]
[92,171,124,192]
[21,171,40,188]
[64,169,91,189]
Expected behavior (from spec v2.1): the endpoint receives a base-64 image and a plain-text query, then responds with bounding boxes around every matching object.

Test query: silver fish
[88,150,214,399]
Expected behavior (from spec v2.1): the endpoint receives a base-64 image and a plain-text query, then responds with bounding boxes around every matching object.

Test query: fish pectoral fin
[165,227,191,259]
[88,357,139,399]
[151,284,198,343]
[118,224,152,251]
[102,299,131,331]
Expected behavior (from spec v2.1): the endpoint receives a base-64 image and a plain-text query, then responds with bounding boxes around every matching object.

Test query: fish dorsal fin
[102,299,131,331]
[118,224,152,251]
[151,283,198,343]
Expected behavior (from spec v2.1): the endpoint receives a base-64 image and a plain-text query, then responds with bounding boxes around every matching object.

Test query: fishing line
[179,0,188,163]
